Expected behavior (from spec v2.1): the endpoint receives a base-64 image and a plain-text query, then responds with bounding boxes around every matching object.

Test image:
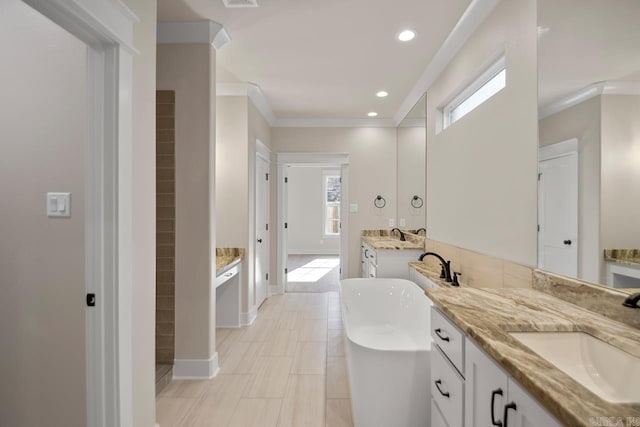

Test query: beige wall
[0,2,87,425]
[600,94,640,255]
[272,127,398,277]
[539,96,601,283]
[157,43,216,360]
[397,126,426,229]
[287,167,341,253]
[124,0,158,424]
[426,0,538,267]
[216,96,273,315]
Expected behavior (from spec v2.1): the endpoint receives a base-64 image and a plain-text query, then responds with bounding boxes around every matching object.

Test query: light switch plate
[388,218,395,227]
[47,192,71,218]
[399,218,406,227]
[349,203,358,213]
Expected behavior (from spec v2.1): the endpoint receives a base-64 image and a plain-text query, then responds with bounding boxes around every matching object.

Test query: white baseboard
[288,249,340,255]
[241,306,257,326]
[172,353,219,380]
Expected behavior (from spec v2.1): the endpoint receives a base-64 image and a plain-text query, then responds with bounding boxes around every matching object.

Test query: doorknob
[257,238,263,243]
[563,239,572,245]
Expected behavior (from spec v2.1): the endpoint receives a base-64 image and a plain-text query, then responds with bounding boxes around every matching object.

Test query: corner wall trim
[172,354,219,379]
[241,307,258,326]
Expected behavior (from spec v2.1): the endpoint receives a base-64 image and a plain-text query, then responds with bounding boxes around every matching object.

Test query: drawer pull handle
[434,380,450,398]
[434,328,450,342]
[503,402,517,427]
[491,388,503,426]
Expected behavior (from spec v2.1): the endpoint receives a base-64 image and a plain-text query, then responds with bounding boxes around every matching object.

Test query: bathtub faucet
[418,252,453,283]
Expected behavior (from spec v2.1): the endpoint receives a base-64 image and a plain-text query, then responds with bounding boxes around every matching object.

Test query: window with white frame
[443,56,506,129]
[323,172,341,236]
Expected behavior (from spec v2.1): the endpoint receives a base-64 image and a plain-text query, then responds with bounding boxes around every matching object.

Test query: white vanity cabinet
[360,239,422,279]
[465,338,562,427]
[431,308,562,427]
[409,265,439,289]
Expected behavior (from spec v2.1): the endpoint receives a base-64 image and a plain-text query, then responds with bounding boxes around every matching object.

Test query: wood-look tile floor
[156,292,353,427]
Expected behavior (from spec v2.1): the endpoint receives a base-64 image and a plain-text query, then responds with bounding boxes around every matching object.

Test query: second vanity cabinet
[431,308,562,427]
[360,239,422,280]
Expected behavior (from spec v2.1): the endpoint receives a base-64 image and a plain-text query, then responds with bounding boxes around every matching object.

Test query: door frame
[255,140,271,307]
[276,153,350,294]
[22,1,138,426]
[537,138,579,272]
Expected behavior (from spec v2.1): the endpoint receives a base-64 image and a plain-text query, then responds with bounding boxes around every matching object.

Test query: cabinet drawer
[431,345,464,427]
[432,308,465,375]
[215,265,238,288]
[366,246,377,265]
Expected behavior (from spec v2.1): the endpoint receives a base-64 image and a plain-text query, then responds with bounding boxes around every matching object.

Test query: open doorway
[286,167,341,292]
[276,153,349,294]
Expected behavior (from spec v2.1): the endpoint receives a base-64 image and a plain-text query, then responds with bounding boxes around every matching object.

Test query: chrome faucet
[418,252,453,283]
[623,293,640,309]
[391,228,406,241]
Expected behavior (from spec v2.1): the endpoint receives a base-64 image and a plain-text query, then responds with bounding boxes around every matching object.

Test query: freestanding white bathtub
[340,278,433,427]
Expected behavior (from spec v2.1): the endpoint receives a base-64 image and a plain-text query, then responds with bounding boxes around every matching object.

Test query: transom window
[443,56,506,129]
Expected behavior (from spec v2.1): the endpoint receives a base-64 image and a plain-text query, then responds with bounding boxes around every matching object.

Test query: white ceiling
[158,0,472,121]
[538,0,640,107]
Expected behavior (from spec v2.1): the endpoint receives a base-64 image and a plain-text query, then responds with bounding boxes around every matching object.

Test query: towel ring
[374,195,386,208]
[411,195,424,208]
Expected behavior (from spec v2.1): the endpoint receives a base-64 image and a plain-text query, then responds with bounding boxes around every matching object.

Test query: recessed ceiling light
[376,91,389,98]
[368,112,378,117]
[396,30,416,42]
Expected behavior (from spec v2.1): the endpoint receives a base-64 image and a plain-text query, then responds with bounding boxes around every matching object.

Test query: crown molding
[398,118,426,128]
[539,81,640,120]
[273,118,397,128]
[392,0,501,125]
[157,21,231,50]
[217,82,277,126]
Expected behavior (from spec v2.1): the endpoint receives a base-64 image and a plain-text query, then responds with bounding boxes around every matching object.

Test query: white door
[538,152,578,277]
[255,154,270,307]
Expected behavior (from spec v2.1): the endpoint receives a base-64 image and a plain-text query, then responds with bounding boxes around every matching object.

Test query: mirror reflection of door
[538,140,578,277]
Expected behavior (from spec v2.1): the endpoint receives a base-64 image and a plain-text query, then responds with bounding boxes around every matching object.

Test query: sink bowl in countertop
[510,331,640,404]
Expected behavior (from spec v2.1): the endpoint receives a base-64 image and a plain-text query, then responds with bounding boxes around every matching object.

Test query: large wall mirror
[537,0,640,290]
[397,94,426,232]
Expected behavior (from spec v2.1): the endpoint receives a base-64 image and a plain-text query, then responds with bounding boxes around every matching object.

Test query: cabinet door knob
[257,238,263,243]
[491,388,503,426]
[563,239,572,245]
[503,402,517,427]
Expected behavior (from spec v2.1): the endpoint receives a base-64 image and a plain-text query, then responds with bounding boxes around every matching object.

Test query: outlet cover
[399,218,406,227]
[388,218,395,227]
[349,203,358,213]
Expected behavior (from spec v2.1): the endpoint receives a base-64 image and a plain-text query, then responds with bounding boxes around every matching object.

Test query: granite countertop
[362,235,423,250]
[425,287,640,426]
[604,249,640,267]
[215,248,244,275]
[408,262,456,288]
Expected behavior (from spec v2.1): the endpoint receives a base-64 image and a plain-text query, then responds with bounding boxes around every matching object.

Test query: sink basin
[510,332,640,403]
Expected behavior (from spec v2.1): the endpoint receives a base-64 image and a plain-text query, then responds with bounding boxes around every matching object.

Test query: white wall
[0,2,87,425]
[600,94,640,261]
[216,96,272,316]
[123,0,157,424]
[426,0,538,267]
[272,127,397,277]
[287,167,341,254]
[539,96,601,283]
[397,126,426,229]
[157,43,216,362]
